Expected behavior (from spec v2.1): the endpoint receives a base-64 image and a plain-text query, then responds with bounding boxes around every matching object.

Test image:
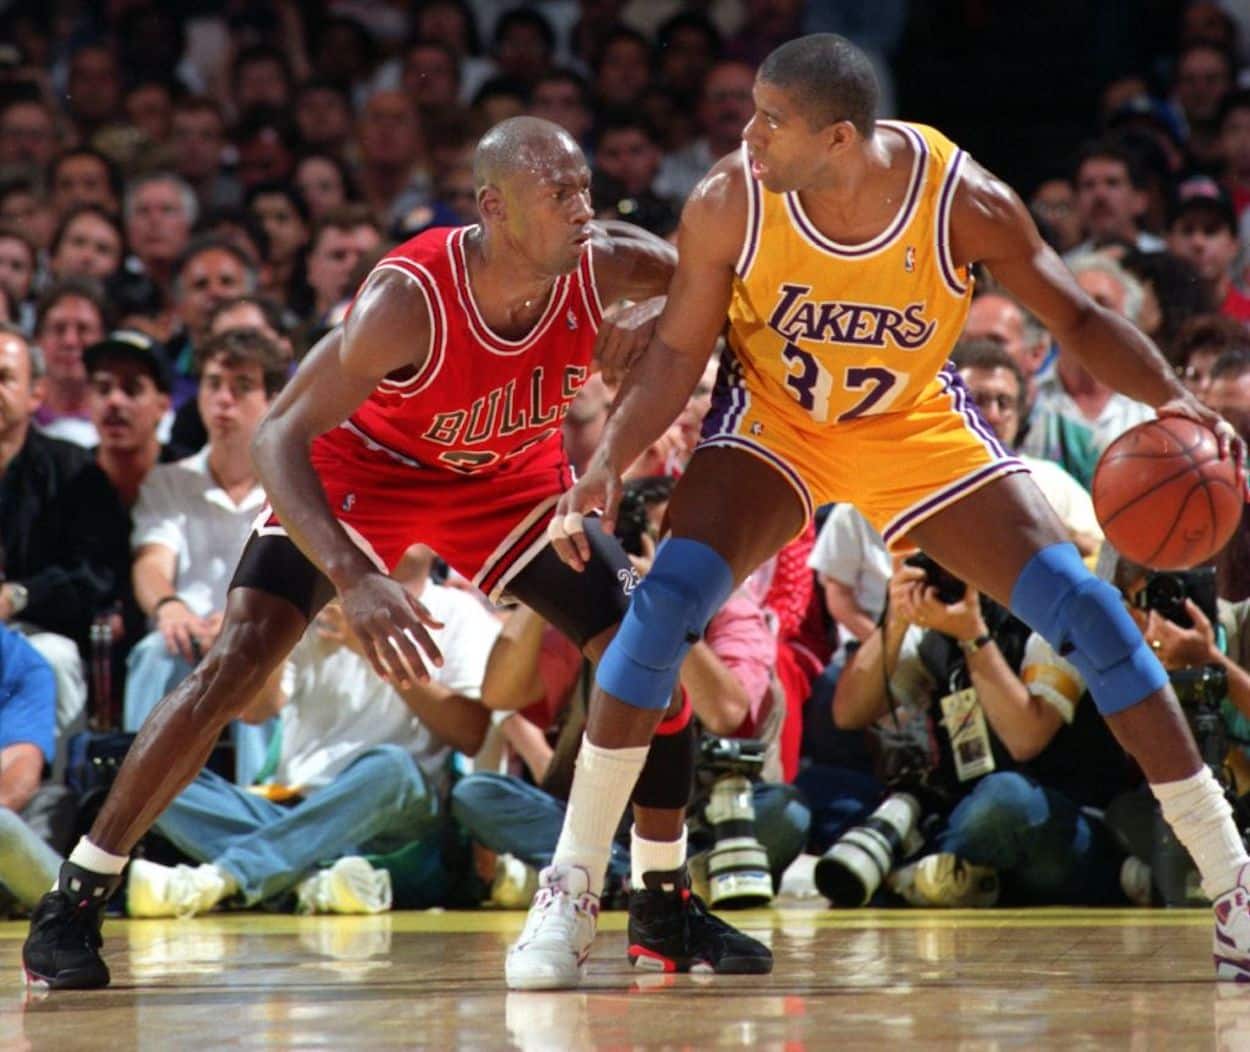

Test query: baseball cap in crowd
[1169,175,1238,233]
[83,330,173,394]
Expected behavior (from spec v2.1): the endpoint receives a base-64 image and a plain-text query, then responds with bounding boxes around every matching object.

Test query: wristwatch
[6,582,29,616]
[958,632,992,656]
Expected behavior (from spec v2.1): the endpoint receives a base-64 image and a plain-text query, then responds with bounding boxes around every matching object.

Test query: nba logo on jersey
[905,246,916,272]
[566,310,578,331]
[342,493,356,512]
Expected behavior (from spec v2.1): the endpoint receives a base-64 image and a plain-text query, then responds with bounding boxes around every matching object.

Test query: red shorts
[256,425,572,600]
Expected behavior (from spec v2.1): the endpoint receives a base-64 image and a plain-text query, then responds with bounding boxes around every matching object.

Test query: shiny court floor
[1,906,1245,1049]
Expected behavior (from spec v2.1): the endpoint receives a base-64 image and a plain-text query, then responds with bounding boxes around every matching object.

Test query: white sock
[68,836,129,876]
[553,736,649,896]
[631,825,687,890]
[1152,767,1249,899]
[208,864,239,898]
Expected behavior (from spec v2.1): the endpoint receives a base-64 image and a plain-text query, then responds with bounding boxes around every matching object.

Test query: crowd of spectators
[0,1,1249,916]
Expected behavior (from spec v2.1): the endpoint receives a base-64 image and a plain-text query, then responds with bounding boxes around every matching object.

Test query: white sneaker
[127,860,231,918]
[1213,863,1250,980]
[296,857,392,915]
[889,853,999,908]
[505,865,599,991]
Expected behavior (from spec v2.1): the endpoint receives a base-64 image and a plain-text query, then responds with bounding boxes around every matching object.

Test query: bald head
[473,116,583,192]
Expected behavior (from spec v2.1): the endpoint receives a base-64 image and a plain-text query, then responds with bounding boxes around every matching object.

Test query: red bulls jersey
[339,226,604,475]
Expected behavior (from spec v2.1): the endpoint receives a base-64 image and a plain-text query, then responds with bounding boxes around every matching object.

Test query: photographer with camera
[451,476,810,906]
[826,553,1134,908]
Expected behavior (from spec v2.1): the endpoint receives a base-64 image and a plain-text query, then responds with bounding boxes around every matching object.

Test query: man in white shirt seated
[124,544,502,916]
[952,340,1103,557]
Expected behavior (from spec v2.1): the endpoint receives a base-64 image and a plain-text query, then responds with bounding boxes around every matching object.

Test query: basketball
[1092,417,1244,570]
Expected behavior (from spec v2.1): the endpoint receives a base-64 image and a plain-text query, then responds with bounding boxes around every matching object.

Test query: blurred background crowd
[1,0,1250,920]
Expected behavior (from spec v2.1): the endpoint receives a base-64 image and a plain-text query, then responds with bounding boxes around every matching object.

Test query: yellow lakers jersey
[728,121,972,431]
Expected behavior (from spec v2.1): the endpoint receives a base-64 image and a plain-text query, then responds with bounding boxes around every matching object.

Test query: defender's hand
[338,572,444,687]
[550,461,622,571]
[1157,396,1247,478]
[594,297,664,386]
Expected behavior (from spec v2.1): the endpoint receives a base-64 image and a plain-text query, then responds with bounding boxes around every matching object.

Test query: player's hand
[550,458,622,571]
[1157,396,1247,476]
[594,296,664,386]
[338,572,444,688]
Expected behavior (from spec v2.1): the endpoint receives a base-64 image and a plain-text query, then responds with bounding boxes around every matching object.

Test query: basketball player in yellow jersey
[519,33,1250,985]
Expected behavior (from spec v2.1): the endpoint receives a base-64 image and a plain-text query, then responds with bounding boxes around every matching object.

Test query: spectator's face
[563,374,611,474]
[595,128,660,197]
[126,84,174,143]
[676,356,718,457]
[0,236,34,302]
[0,335,40,434]
[1076,269,1129,317]
[51,155,116,216]
[250,192,308,263]
[295,88,353,150]
[1221,107,1250,175]
[198,355,271,445]
[89,357,168,454]
[701,63,755,149]
[659,26,716,97]
[403,46,459,109]
[307,225,380,311]
[1205,371,1250,415]
[1176,46,1232,122]
[52,212,123,279]
[236,130,294,189]
[436,165,478,225]
[417,3,472,55]
[0,102,57,168]
[171,109,225,182]
[1076,158,1143,242]
[1181,347,1220,397]
[1029,178,1082,252]
[596,38,651,107]
[295,158,347,219]
[964,295,1047,377]
[67,47,121,124]
[958,365,1023,447]
[357,92,422,169]
[0,190,53,251]
[178,249,252,345]
[531,81,591,141]
[235,58,290,114]
[38,295,104,384]
[477,93,527,128]
[1167,210,1239,284]
[495,23,551,84]
[127,180,192,265]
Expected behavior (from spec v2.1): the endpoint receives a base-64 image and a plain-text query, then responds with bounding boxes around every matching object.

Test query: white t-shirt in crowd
[276,582,503,796]
[1019,454,1103,542]
[130,447,266,616]
[808,503,893,624]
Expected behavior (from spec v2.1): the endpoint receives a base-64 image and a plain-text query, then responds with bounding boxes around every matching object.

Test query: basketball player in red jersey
[24,116,768,989]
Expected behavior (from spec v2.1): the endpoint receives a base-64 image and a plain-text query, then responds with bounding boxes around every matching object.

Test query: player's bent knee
[1009,542,1167,716]
[596,538,735,709]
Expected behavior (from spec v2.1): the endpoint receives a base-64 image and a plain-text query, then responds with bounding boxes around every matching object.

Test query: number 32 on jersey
[781,342,907,423]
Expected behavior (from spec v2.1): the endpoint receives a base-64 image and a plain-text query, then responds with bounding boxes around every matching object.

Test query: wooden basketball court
[2,906,1241,1048]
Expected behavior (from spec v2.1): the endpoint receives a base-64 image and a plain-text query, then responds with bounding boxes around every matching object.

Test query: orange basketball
[1092,417,1244,570]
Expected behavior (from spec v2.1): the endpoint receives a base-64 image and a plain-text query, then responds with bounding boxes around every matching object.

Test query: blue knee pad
[596,538,735,709]
[1010,542,1167,715]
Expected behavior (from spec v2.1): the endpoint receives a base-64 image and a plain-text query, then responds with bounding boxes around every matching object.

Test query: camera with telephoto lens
[698,735,774,908]
[904,552,966,604]
[813,792,925,906]
[1132,567,1218,629]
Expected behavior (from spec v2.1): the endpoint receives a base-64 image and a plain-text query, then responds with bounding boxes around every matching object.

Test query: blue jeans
[451,772,810,885]
[794,762,884,854]
[124,630,275,786]
[153,744,439,905]
[937,771,1124,905]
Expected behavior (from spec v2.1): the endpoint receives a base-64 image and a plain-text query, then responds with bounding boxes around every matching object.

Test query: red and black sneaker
[22,862,122,989]
[627,866,772,975]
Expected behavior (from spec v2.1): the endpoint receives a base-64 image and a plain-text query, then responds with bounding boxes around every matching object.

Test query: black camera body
[699,735,766,779]
[904,552,966,604]
[1133,567,1218,629]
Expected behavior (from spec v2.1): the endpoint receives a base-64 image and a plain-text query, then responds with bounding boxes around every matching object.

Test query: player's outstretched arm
[549,162,744,569]
[252,269,445,683]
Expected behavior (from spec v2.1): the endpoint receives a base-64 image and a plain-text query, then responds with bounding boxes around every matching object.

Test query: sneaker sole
[24,964,110,990]
[628,944,773,975]
[1215,954,1250,982]
[504,960,585,991]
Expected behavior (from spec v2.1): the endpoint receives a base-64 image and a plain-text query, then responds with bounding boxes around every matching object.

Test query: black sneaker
[22,862,122,989]
[627,866,773,974]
